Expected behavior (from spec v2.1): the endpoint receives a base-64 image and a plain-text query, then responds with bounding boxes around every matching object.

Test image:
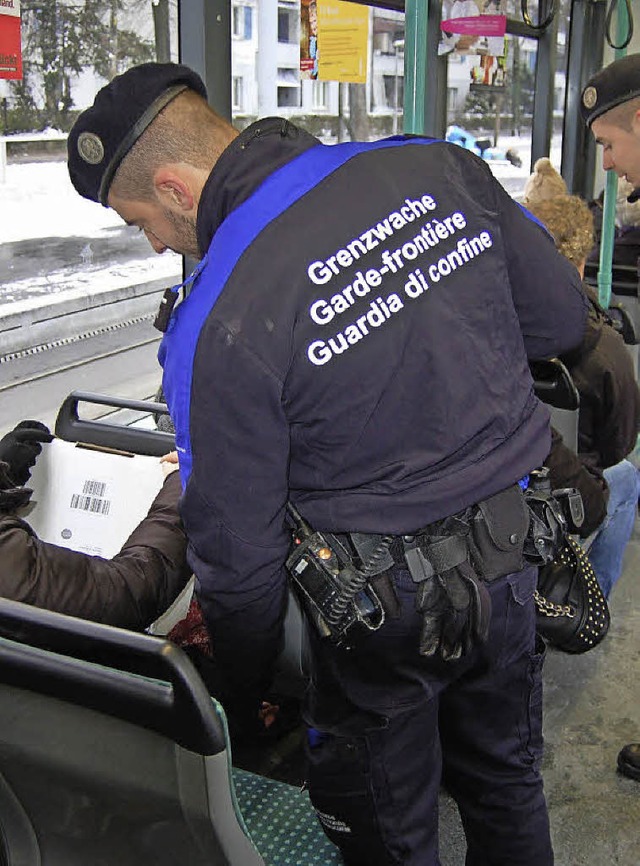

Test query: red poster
[0,0,22,80]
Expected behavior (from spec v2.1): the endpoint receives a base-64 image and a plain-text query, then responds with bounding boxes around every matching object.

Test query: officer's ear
[153,167,195,212]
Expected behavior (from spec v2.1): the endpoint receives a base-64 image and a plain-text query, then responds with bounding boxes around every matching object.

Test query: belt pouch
[468,485,529,581]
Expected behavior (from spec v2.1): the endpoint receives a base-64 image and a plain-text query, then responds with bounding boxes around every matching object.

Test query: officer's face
[109,193,200,259]
[592,110,640,190]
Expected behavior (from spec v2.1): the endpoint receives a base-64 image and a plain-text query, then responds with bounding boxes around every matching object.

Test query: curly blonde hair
[527,195,595,268]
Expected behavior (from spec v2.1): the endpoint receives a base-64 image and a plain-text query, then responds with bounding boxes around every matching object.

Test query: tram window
[0,2,181,434]
[232,3,407,143]
[446,4,570,200]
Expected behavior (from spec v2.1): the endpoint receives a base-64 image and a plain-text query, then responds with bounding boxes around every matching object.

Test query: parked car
[446,125,522,167]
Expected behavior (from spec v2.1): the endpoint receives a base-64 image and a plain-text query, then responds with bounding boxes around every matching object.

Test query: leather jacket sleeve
[544,427,609,537]
[0,472,190,630]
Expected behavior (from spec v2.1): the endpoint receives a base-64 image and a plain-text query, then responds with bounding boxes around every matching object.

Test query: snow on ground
[1,161,123,243]
[1,255,182,309]
[0,160,182,308]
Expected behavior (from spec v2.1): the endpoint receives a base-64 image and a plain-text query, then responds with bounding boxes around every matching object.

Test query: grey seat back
[531,358,580,452]
[0,599,265,866]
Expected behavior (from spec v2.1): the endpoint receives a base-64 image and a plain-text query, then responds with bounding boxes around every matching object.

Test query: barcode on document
[83,479,106,497]
[70,493,111,515]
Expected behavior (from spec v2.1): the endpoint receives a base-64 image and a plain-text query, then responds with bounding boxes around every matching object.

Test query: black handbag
[534,535,610,653]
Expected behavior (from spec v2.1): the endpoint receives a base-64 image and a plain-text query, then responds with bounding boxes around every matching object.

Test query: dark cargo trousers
[304,565,553,866]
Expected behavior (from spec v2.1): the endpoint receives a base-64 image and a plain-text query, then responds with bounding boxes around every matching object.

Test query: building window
[447,87,458,113]
[233,4,252,40]
[278,86,301,108]
[233,77,244,111]
[278,7,297,43]
[382,74,404,112]
[277,66,300,108]
[312,81,328,110]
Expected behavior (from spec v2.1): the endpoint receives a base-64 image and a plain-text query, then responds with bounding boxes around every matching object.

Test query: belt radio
[285,504,385,645]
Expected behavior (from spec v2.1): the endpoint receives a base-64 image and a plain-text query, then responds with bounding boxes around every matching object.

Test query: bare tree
[12,0,154,130]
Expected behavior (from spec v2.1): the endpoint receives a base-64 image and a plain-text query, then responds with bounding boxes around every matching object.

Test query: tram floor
[236,521,640,865]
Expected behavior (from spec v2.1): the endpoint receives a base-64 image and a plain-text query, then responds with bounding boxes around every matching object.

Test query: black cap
[581,54,640,128]
[68,62,207,205]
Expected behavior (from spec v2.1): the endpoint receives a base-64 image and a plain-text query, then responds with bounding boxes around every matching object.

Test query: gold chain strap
[534,589,576,618]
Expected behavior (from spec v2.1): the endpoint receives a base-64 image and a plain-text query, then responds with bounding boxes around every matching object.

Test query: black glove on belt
[415,560,492,661]
[404,530,493,662]
[0,421,53,486]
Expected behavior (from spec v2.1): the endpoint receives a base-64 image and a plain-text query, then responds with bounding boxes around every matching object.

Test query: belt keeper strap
[422,535,469,573]
[403,534,469,583]
[404,544,434,583]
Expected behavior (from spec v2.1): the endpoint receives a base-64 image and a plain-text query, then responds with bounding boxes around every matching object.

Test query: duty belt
[286,468,583,650]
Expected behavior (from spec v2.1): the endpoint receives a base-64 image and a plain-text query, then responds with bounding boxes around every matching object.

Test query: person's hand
[160,451,179,478]
[0,421,53,486]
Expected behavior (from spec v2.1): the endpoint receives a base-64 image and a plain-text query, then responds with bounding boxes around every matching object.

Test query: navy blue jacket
[159,121,588,715]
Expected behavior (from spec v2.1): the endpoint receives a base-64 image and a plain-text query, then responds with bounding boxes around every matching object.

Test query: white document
[24,438,165,559]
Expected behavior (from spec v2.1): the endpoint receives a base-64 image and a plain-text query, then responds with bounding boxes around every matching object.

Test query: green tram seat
[530,358,580,453]
[0,598,341,866]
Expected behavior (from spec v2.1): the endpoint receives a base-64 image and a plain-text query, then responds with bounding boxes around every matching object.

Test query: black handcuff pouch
[467,484,529,581]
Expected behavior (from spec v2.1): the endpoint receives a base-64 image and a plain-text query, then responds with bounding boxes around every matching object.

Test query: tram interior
[0,0,639,863]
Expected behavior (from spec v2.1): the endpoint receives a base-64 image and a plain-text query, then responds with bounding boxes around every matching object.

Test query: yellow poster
[317,0,369,84]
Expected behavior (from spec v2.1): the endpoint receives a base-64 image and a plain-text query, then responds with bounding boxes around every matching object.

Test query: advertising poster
[301,0,369,84]
[0,0,21,80]
[300,0,319,80]
[439,0,507,60]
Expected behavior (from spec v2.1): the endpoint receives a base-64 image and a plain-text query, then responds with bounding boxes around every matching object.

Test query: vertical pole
[178,0,231,277]
[393,46,398,135]
[152,0,171,63]
[403,0,428,134]
[597,3,629,310]
[530,0,558,168]
[178,0,231,120]
[561,0,605,198]
[257,0,278,118]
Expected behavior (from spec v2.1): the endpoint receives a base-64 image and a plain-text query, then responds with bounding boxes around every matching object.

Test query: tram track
[0,334,161,394]
[0,318,164,437]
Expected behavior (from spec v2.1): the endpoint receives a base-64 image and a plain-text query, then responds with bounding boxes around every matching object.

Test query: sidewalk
[0,275,172,358]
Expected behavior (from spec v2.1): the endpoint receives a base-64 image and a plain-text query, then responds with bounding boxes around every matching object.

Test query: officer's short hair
[68,62,207,206]
[581,54,640,128]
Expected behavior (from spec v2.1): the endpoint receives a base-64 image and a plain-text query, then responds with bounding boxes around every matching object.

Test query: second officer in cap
[582,53,640,198]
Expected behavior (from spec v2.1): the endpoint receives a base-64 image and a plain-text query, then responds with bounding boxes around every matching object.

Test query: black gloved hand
[0,421,53,486]
[0,462,33,514]
[416,561,492,662]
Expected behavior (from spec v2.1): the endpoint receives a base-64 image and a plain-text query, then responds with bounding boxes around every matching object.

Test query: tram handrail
[55,390,175,456]
[0,597,226,756]
[530,358,580,410]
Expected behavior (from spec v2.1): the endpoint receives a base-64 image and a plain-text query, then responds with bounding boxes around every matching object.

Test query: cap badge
[582,86,597,111]
[77,131,105,165]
